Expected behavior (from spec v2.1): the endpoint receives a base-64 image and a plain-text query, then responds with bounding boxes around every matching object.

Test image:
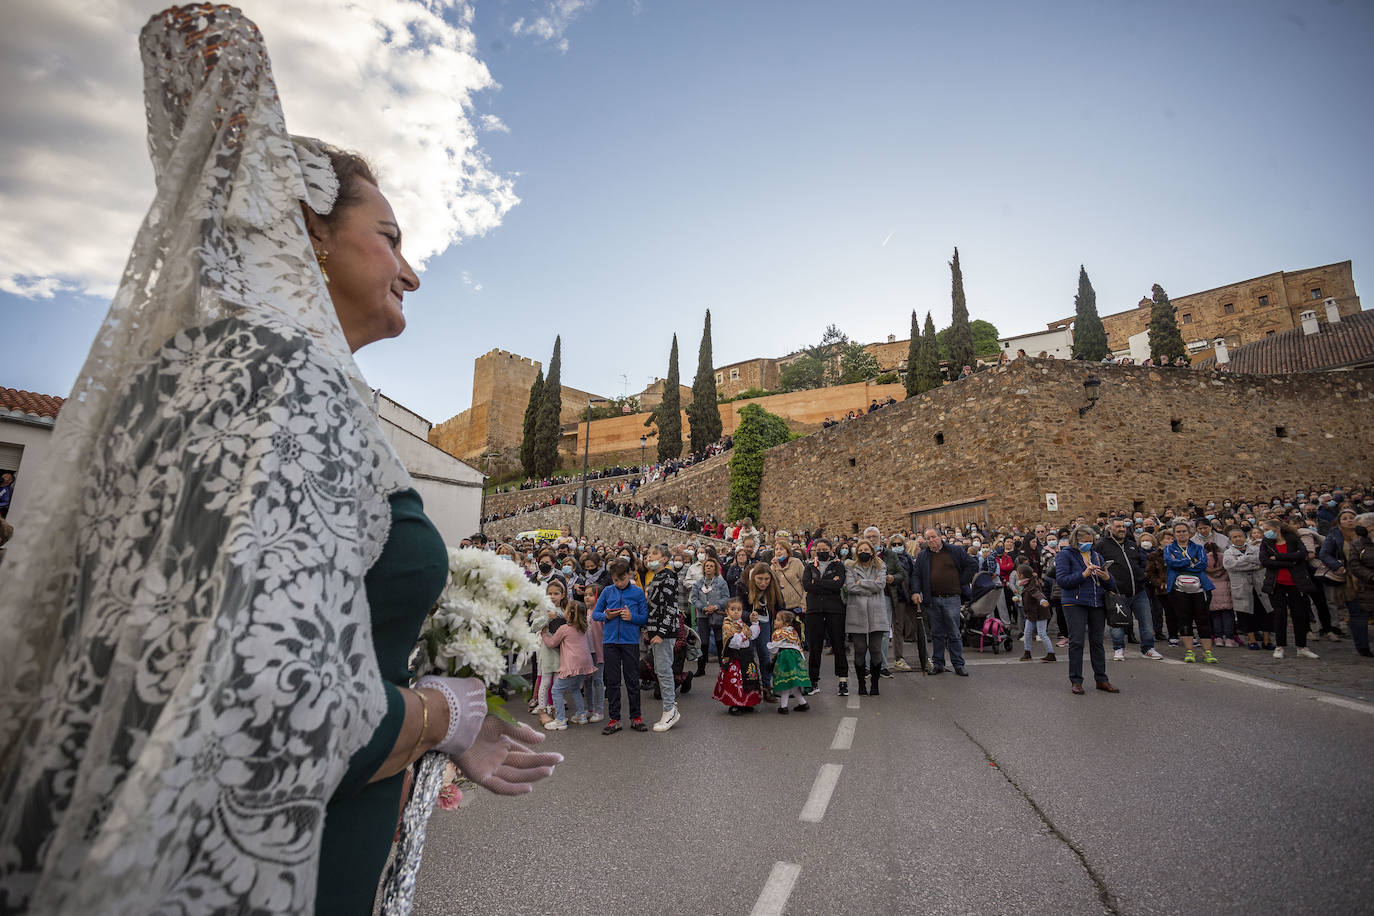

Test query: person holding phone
[591,558,649,733]
[1055,524,1120,695]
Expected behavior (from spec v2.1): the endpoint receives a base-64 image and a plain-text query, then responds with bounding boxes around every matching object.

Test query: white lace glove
[414,676,488,757]
[414,676,563,795]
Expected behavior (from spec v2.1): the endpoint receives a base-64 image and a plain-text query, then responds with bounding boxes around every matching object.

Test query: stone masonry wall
[757,358,1374,533]
[484,472,639,517]
[483,503,732,550]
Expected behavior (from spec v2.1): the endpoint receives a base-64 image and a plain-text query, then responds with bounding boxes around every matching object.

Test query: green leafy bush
[728,404,793,522]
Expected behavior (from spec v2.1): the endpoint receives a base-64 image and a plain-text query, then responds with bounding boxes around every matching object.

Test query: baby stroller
[962,571,1014,654]
[640,622,701,696]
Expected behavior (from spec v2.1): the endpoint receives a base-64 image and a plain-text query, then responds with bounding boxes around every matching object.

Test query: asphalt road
[407,652,1374,916]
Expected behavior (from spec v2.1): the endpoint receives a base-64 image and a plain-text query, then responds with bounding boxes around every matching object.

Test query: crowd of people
[821,396,899,428]
[462,484,1374,734]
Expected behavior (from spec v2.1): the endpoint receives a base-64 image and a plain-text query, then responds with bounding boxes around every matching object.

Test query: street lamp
[478,452,498,535]
[640,434,647,469]
[578,398,605,540]
[1078,375,1102,417]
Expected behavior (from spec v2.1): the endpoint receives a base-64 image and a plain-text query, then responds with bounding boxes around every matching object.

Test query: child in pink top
[583,582,606,722]
[542,599,597,730]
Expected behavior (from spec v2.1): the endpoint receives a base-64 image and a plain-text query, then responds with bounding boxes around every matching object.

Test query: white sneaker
[587,713,604,724]
[1296,647,1320,659]
[892,659,913,672]
[544,719,568,731]
[1112,649,1126,661]
[570,713,589,725]
[1143,648,1164,659]
[1273,647,1285,659]
[652,707,681,732]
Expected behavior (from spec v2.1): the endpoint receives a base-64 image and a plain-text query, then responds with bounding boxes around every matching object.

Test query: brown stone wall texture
[756,359,1374,533]
[484,472,639,517]
[483,503,732,550]
[714,358,780,398]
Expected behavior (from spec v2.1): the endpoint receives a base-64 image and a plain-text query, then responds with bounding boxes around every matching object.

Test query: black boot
[856,666,868,695]
[869,667,881,696]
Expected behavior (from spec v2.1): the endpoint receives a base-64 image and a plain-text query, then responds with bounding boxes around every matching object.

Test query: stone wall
[714,357,780,398]
[756,359,1374,533]
[483,503,732,550]
[631,451,733,515]
[484,472,639,517]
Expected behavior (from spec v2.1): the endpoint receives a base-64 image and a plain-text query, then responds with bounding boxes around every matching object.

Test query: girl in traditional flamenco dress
[713,598,762,715]
[768,611,811,714]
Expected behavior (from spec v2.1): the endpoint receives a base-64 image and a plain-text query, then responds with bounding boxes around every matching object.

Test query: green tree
[819,324,849,386]
[727,403,794,523]
[837,340,881,384]
[936,319,1000,361]
[914,311,941,393]
[532,336,563,478]
[1071,265,1109,361]
[946,247,975,372]
[904,310,921,397]
[779,349,826,391]
[1147,283,1188,364]
[686,309,723,454]
[656,335,683,460]
[519,367,544,477]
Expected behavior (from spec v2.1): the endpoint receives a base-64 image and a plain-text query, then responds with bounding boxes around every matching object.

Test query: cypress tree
[904,310,920,397]
[1071,265,1109,361]
[915,311,941,393]
[686,309,723,454]
[532,336,563,477]
[657,335,683,460]
[947,247,975,374]
[519,368,544,478]
[1147,283,1188,364]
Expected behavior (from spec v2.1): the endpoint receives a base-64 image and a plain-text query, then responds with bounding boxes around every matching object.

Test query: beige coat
[770,556,808,610]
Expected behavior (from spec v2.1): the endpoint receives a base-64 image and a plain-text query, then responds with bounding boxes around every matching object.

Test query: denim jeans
[1065,603,1108,685]
[582,660,606,717]
[552,674,589,722]
[1023,618,1053,654]
[651,638,677,711]
[928,595,965,670]
[1348,599,1369,652]
[1109,590,1156,652]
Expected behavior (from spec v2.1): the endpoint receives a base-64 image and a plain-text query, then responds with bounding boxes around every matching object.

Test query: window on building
[1182,313,1193,324]
[729,368,740,380]
[1223,303,1234,315]
[1258,295,1269,307]
[1310,287,1322,299]
[1275,426,1288,438]
[1170,419,1183,433]
[934,432,945,446]
[715,372,723,384]
[1265,330,1276,337]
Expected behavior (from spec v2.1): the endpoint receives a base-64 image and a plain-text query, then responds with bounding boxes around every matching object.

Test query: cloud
[479,113,510,133]
[511,0,591,51]
[0,0,518,298]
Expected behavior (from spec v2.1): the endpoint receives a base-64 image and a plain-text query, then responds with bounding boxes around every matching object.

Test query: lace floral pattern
[0,6,409,913]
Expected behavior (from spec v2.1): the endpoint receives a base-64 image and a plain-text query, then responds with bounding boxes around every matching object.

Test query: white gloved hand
[414,676,488,757]
[454,717,563,796]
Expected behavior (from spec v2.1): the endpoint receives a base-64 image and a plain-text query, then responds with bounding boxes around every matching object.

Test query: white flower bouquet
[381,548,552,915]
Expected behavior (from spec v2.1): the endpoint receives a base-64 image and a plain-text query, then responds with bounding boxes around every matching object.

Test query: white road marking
[750,861,802,916]
[1316,696,1374,716]
[846,694,861,709]
[1198,668,1290,690]
[831,716,857,751]
[800,764,843,823]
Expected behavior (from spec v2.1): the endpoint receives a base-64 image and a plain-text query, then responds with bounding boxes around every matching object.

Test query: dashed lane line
[830,716,857,751]
[799,764,843,823]
[750,861,802,916]
[1158,657,1290,689]
[846,694,861,709]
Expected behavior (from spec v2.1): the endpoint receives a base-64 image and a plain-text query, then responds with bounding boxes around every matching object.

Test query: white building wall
[1000,327,1075,360]
[0,417,55,529]
[380,419,484,549]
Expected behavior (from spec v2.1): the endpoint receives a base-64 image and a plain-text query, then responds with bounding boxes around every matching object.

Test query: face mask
[971,541,981,550]
[685,551,695,558]
[561,565,574,577]
[538,562,552,574]
[1078,542,1093,552]
[646,560,661,570]
[840,548,850,557]
[817,552,831,562]
[1264,530,1278,540]
[619,555,631,562]
[672,560,684,569]
[1140,541,1153,550]
[892,545,905,554]
[1329,500,1337,508]
[1206,515,1215,521]
[1046,540,1058,548]
[857,552,873,562]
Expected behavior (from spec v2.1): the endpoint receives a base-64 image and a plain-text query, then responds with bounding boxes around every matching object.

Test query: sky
[3,0,1373,424]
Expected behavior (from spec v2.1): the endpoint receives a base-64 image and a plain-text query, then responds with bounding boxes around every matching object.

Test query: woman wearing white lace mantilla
[0,6,560,914]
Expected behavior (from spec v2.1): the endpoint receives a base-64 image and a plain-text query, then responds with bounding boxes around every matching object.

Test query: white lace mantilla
[0,6,410,913]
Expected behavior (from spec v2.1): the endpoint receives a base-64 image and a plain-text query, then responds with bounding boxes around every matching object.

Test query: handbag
[1105,592,1131,628]
[1174,574,1202,594]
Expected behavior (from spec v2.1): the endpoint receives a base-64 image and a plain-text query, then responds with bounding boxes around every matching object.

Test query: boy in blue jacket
[592,558,650,733]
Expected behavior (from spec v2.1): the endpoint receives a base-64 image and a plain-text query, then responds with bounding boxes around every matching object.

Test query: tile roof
[1195,310,1374,375]
[0,387,65,420]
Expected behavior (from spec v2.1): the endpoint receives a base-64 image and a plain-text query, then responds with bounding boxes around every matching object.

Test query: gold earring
[316,248,329,283]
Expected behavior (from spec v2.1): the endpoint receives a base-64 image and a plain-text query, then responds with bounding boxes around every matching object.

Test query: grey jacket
[1222,542,1263,615]
[844,562,889,634]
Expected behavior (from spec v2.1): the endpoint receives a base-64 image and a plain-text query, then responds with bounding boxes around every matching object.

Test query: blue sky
[4,0,1372,423]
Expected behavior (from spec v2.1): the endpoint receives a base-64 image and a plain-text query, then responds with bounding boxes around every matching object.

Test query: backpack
[979,615,1006,652]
